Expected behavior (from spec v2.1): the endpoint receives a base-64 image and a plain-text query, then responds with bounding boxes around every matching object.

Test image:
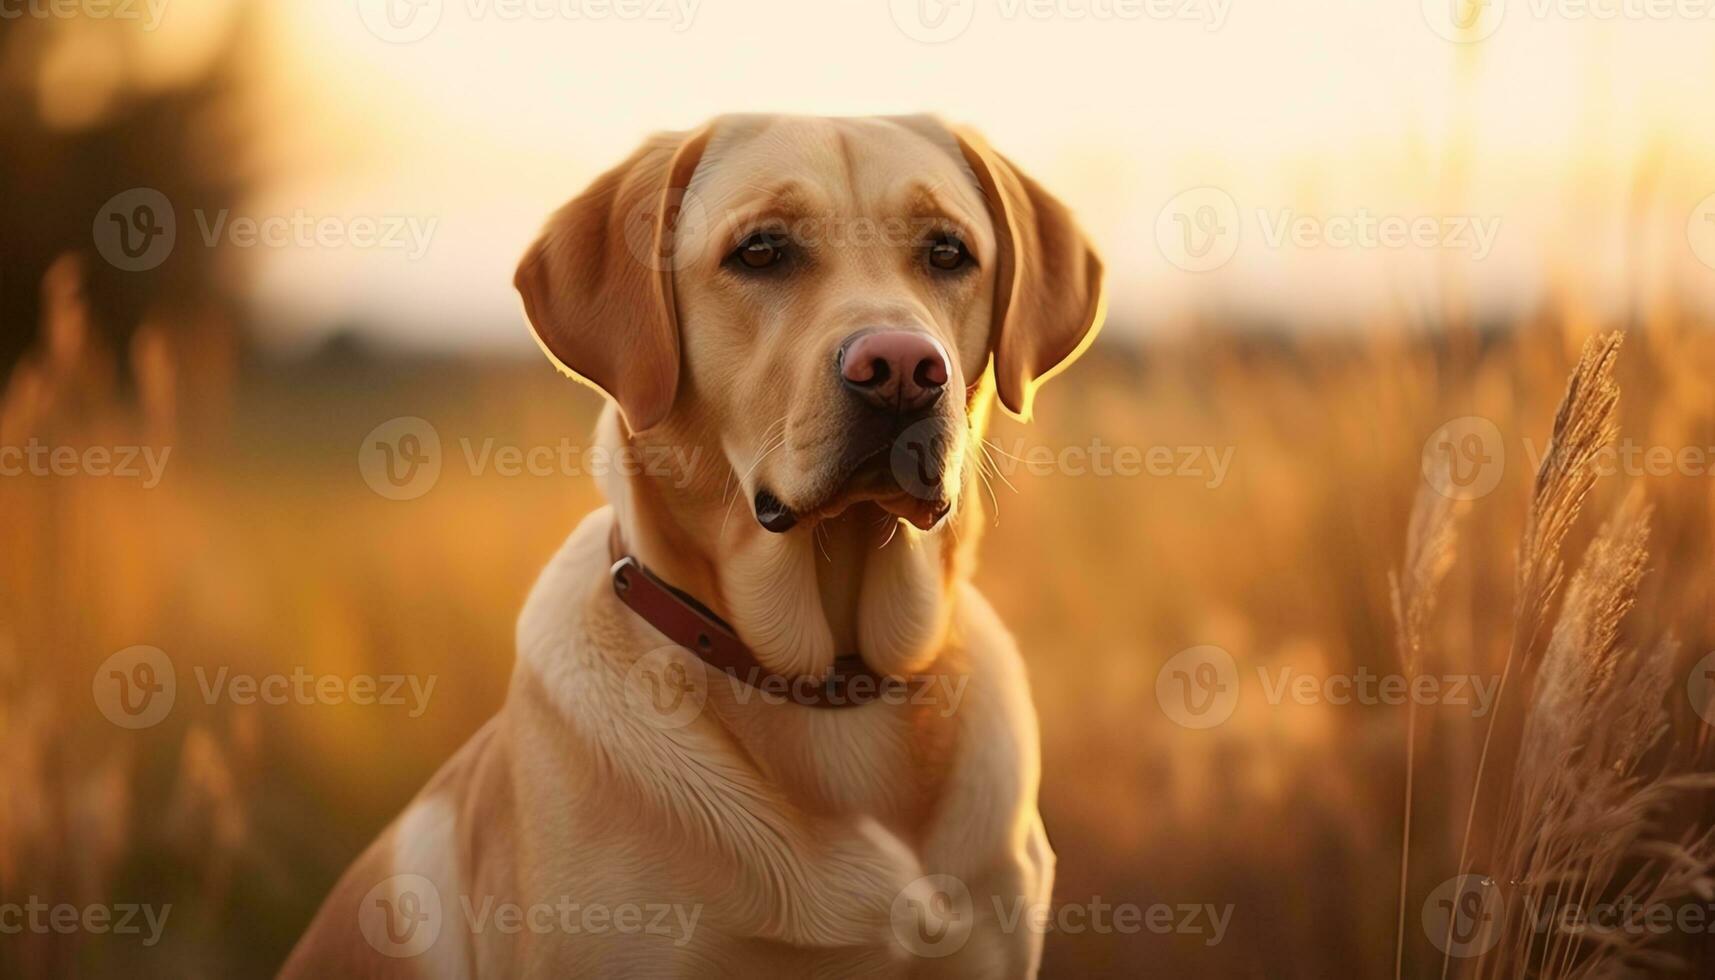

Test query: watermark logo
[1156,187,1241,273]
[360,874,444,958]
[623,186,711,273]
[1155,645,1239,729]
[622,645,709,730]
[358,0,444,42]
[891,417,955,502]
[1422,415,1505,501]
[1688,651,1715,726]
[890,0,977,41]
[93,188,176,272]
[1422,0,1505,41]
[1423,874,1504,958]
[891,874,975,957]
[93,645,176,730]
[892,0,1230,40]
[360,417,443,501]
[1688,192,1715,271]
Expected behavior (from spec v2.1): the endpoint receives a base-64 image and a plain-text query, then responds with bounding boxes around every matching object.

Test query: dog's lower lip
[753,489,797,533]
[876,492,951,531]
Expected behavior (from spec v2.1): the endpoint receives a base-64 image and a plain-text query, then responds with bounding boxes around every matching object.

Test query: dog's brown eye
[927,236,969,272]
[735,232,786,270]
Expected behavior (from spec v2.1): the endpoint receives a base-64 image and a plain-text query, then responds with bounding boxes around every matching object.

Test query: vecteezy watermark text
[192,209,436,260]
[1421,412,1715,502]
[1424,873,1715,959]
[0,0,168,29]
[94,188,437,273]
[1424,0,1715,45]
[1156,188,1502,273]
[358,417,706,501]
[1154,646,1501,729]
[93,646,436,729]
[194,666,436,718]
[890,875,1233,958]
[1,440,171,488]
[982,438,1233,488]
[889,0,1232,44]
[357,874,700,958]
[357,0,701,43]
[459,896,700,946]
[0,898,170,947]
[621,647,973,730]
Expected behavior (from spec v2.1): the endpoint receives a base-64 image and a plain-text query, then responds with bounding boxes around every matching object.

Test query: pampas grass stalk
[1440,332,1625,978]
[1392,467,1468,979]
[1476,489,1715,978]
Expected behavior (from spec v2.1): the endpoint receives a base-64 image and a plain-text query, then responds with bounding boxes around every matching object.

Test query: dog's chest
[719,696,959,831]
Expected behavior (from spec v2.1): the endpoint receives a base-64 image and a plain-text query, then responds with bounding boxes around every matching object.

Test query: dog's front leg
[896,592,1057,978]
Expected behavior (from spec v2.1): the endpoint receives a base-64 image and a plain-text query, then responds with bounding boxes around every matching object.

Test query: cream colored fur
[281,114,1102,978]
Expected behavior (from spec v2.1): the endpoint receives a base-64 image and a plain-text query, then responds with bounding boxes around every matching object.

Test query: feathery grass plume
[1511,333,1625,663]
[1473,490,1715,978]
[1393,466,1469,979]
[1441,333,1626,978]
[1486,489,1650,975]
[1393,479,1469,680]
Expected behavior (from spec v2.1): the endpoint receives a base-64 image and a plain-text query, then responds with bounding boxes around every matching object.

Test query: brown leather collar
[607,520,912,709]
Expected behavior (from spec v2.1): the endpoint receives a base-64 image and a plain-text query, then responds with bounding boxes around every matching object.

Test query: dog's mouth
[753,421,956,534]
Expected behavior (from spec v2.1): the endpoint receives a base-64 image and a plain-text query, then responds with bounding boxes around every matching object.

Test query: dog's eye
[732,231,788,270]
[925,234,971,272]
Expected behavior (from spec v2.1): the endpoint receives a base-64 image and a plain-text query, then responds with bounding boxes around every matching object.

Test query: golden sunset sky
[102,0,1715,351]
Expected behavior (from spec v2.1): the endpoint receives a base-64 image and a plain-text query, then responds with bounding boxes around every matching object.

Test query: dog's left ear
[954,128,1106,421]
[514,127,711,433]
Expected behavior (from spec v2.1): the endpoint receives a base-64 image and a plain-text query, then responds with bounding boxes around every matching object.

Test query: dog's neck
[595,409,979,680]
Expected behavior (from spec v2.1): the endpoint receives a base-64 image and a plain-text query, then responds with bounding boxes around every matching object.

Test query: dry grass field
[5,265,1715,976]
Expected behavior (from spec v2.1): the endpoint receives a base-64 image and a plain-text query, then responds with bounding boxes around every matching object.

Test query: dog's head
[516,114,1102,537]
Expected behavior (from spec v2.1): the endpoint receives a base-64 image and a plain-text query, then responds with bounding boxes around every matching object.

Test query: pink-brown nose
[837,330,949,415]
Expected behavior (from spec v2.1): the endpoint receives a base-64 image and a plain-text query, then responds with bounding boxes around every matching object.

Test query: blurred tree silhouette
[0,3,254,391]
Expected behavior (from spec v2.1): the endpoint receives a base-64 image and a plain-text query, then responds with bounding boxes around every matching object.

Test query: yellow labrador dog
[282,114,1103,978]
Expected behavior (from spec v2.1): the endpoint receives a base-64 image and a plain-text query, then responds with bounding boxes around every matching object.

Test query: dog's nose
[837,330,949,414]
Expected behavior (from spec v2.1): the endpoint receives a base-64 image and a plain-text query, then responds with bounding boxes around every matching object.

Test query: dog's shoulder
[509,506,663,742]
[950,581,1031,697]
[516,506,616,658]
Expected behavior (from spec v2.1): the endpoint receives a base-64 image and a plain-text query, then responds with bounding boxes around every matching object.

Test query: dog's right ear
[514,127,711,433]
[950,126,1105,423]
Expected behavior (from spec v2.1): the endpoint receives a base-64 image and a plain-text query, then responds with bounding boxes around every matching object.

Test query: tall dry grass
[1413,334,1715,979]
[4,265,1715,976]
